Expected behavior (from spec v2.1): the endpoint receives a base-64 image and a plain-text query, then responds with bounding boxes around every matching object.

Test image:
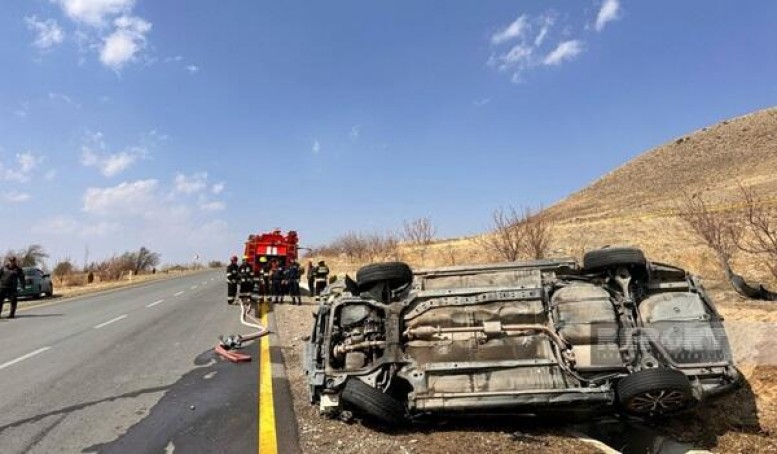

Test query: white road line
[146,299,164,308]
[0,347,52,371]
[174,291,184,297]
[94,314,128,329]
[190,285,198,290]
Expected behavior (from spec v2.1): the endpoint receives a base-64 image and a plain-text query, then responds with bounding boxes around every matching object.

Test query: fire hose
[215,297,270,363]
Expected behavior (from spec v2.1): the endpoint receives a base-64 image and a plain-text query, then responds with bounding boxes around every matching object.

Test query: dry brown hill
[546,107,777,222]
[540,106,777,281]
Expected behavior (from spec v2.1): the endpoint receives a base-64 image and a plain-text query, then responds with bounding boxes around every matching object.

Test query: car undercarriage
[303,247,741,426]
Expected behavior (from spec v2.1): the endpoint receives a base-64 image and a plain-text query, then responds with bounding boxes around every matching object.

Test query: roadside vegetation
[1,245,204,293]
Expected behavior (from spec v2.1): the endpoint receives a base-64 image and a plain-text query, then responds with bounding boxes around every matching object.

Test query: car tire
[617,368,694,416]
[583,247,647,272]
[45,285,53,297]
[340,378,406,426]
[356,262,413,291]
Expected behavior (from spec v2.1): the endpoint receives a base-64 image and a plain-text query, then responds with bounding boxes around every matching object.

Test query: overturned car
[303,248,740,425]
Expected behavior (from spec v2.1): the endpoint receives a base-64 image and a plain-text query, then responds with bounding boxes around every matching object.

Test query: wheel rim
[626,389,688,414]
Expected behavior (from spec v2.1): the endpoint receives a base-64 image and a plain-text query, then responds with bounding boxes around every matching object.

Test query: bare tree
[14,244,49,267]
[524,207,553,259]
[477,207,526,261]
[53,258,75,285]
[735,184,777,279]
[402,217,437,264]
[365,231,400,262]
[677,191,741,278]
[133,246,161,274]
[336,231,369,262]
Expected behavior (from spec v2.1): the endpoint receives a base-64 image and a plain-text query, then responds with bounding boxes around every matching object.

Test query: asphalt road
[0,270,297,454]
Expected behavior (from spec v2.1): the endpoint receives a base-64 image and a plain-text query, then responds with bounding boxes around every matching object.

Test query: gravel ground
[274,299,600,454]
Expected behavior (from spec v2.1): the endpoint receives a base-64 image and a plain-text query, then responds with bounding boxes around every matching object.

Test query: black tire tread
[341,378,406,425]
[617,368,693,414]
[356,262,413,290]
[584,247,647,271]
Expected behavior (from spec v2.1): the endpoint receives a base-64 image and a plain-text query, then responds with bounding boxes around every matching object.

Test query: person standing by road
[271,261,286,304]
[0,256,25,319]
[238,257,254,301]
[306,260,315,299]
[226,256,239,305]
[314,260,330,297]
[285,260,302,305]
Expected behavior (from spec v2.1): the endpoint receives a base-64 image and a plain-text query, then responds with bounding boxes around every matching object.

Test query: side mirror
[42,274,50,279]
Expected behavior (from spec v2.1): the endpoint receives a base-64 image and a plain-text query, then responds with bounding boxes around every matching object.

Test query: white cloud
[312,140,321,154]
[185,65,199,74]
[473,98,491,107]
[488,12,571,82]
[543,40,584,65]
[174,172,208,194]
[32,215,118,237]
[25,16,65,50]
[200,201,225,212]
[491,15,528,45]
[0,152,43,182]
[534,15,555,47]
[349,125,361,141]
[48,92,79,107]
[14,101,30,118]
[17,152,43,173]
[595,0,621,32]
[81,148,144,177]
[211,182,225,194]
[3,191,31,203]
[44,169,57,181]
[80,132,146,177]
[54,0,135,27]
[99,15,151,71]
[83,179,158,215]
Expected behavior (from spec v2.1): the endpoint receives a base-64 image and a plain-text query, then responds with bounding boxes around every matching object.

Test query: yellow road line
[258,302,277,454]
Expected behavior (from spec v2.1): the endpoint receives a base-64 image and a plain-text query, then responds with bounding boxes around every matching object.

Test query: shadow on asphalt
[12,313,64,318]
[83,347,259,453]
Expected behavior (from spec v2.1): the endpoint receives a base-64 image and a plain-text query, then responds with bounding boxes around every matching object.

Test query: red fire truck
[243,229,299,273]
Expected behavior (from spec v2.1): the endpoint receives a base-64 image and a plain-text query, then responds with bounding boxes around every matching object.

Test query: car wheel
[356,262,413,291]
[617,368,694,416]
[583,247,647,272]
[45,284,53,297]
[340,378,406,426]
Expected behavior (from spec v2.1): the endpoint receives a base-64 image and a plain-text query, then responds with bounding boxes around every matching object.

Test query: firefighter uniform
[314,260,330,296]
[271,265,285,304]
[226,257,239,304]
[285,261,302,305]
[238,259,254,299]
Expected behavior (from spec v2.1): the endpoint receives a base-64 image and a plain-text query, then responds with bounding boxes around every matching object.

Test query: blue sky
[1,1,777,266]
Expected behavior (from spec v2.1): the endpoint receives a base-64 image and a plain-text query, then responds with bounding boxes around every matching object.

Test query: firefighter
[285,260,302,305]
[257,256,269,302]
[226,256,239,304]
[271,261,286,304]
[314,260,330,297]
[238,256,254,301]
[306,260,315,299]
[0,256,25,319]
